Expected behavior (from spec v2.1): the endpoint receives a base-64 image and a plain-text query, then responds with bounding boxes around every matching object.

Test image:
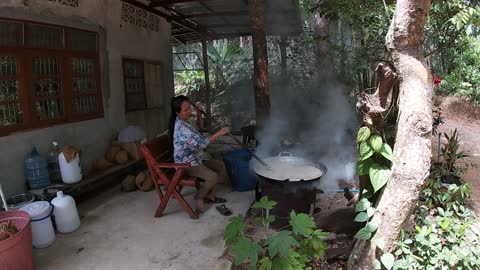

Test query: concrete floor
[33,185,254,270]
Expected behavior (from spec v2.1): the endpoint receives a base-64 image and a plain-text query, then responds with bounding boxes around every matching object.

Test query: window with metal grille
[123,59,147,111]
[0,19,102,137]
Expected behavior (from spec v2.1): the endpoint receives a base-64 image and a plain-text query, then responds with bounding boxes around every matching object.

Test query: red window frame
[0,18,103,137]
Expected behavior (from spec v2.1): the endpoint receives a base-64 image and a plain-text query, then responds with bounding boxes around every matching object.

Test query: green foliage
[356,158,373,176]
[252,196,277,210]
[357,127,372,142]
[354,222,377,240]
[354,126,392,241]
[265,231,298,257]
[369,163,391,193]
[380,253,395,270]
[359,141,374,160]
[432,108,445,136]
[437,36,480,105]
[379,143,393,161]
[392,130,479,269]
[432,129,470,182]
[393,195,479,269]
[289,211,316,237]
[224,197,327,270]
[369,135,383,152]
[224,215,245,245]
[231,237,262,267]
[355,198,371,212]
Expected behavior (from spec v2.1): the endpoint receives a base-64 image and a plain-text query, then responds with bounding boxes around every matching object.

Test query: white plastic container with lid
[51,191,80,233]
[58,152,82,184]
[19,201,55,248]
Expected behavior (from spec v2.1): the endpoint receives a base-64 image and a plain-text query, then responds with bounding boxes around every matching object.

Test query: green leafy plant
[393,183,479,269]
[432,107,444,135]
[392,128,478,269]
[224,196,328,270]
[432,129,470,183]
[354,127,393,240]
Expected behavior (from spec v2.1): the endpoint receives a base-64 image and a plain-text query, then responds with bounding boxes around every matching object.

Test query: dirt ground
[434,96,480,215]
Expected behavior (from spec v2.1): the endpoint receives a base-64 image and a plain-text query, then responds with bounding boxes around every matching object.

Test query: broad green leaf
[369,163,391,193]
[265,231,299,257]
[252,196,277,210]
[366,222,378,233]
[374,259,382,269]
[290,211,316,237]
[361,186,374,199]
[272,257,292,270]
[355,198,371,212]
[231,237,262,266]
[368,135,383,152]
[381,253,395,270]
[258,257,272,270]
[441,218,450,230]
[224,215,244,245]
[380,143,393,161]
[265,215,276,223]
[357,127,371,142]
[247,263,256,270]
[359,141,374,160]
[354,212,368,222]
[356,158,373,176]
[354,227,372,240]
[367,207,376,218]
[374,238,385,250]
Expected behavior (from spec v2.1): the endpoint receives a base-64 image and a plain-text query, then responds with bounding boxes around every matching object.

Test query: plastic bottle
[58,152,82,184]
[50,191,80,233]
[24,147,50,189]
[47,142,61,184]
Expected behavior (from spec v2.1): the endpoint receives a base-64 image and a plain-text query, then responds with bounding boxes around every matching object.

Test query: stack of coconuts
[93,126,153,192]
[92,141,139,170]
[121,170,153,192]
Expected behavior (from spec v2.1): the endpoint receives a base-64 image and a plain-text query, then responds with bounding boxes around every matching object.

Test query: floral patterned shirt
[173,116,210,166]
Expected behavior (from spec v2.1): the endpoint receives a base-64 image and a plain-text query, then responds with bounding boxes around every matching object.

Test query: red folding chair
[140,135,200,219]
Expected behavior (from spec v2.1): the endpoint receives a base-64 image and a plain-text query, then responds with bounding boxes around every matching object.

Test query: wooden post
[248,0,270,126]
[201,38,212,127]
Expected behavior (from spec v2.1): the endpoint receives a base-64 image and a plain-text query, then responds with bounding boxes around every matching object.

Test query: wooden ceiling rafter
[143,0,302,44]
[150,0,213,7]
[122,0,214,39]
[183,11,248,18]
[197,1,245,38]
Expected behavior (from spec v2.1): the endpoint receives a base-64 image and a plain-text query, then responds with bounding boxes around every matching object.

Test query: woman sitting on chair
[169,95,230,213]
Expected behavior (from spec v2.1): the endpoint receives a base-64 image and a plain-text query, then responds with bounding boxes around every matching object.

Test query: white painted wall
[0,0,174,197]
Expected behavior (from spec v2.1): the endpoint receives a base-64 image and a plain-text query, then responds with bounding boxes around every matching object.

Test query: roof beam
[150,0,213,7]
[183,11,248,18]
[122,0,214,39]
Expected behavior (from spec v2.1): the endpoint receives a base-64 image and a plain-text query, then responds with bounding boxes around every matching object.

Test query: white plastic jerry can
[58,152,82,184]
[51,191,81,233]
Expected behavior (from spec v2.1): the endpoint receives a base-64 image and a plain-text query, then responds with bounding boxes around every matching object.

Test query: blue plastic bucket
[222,149,258,192]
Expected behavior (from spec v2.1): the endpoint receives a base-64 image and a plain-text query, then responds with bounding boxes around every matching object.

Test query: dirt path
[434,97,480,215]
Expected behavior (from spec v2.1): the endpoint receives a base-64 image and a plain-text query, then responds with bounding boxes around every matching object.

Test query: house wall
[0,0,174,197]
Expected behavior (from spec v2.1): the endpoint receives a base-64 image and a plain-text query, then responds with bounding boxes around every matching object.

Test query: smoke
[255,76,358,191]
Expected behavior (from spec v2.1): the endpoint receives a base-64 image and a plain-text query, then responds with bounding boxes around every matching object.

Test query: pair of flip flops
[216,204,232,216]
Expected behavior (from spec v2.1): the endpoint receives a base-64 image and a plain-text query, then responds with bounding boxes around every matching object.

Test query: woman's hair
[169,95,190,141]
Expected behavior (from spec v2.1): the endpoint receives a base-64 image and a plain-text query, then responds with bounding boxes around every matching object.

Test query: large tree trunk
[348,0,433,268]
[249,0,270,126]
[313,14,332,75]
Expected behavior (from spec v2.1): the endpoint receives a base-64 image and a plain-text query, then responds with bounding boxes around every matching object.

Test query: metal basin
[5,193,35,210]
